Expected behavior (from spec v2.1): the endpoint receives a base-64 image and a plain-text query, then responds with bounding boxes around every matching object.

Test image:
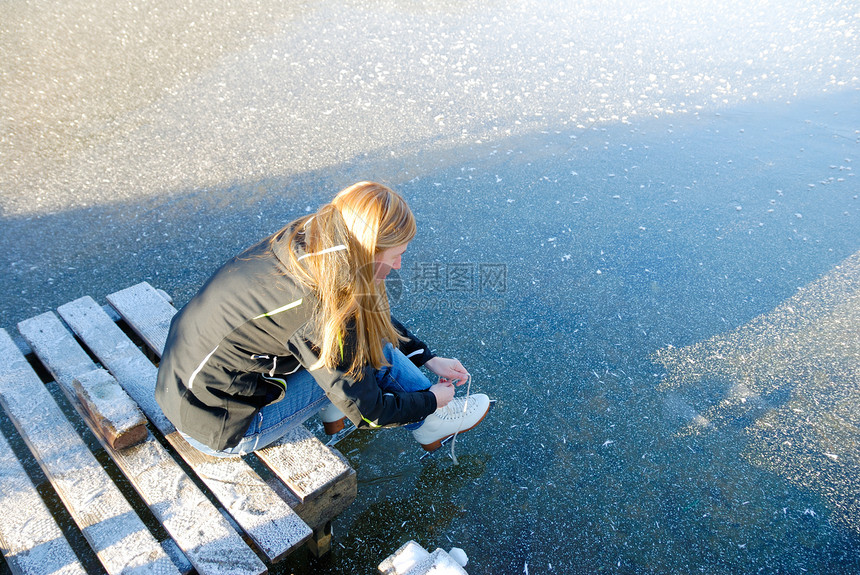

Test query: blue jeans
[182,343,432,457]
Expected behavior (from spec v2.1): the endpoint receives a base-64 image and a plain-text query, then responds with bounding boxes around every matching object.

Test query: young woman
[155,181,490,456]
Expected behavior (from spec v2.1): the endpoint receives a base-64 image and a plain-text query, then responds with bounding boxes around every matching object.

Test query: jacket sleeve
[286,325,436,429]
[391,316,435,367]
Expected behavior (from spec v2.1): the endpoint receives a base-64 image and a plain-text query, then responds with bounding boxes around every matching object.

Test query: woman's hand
[429,381,455,408]
[425,356,471,386]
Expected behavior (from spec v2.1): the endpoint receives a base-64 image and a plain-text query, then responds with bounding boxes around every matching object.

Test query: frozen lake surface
[1,0,858,573]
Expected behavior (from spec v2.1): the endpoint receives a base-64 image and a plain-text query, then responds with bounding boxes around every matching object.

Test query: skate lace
[448,374,472,465]
[437,397,466,418]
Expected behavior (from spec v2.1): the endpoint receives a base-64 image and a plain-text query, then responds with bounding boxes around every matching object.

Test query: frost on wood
[256,425,352,502]
[170,432,313,560]
[0,328,178,575]
[18,311,266,575]
[107,282,175,357]
[116,439,267,575]
[73,368,148,450]
[0,429,86,575]
[57,296,171,432]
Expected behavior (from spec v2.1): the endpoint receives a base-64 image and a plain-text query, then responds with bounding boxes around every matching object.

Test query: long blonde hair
[280,182,416,377]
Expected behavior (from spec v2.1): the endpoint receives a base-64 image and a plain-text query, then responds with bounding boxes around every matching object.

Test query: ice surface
[1,0,859,573]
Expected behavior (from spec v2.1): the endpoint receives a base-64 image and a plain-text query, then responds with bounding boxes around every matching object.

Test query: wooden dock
[0,282,357,575]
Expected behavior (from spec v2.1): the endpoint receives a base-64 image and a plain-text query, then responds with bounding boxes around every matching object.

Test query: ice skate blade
[326,422,357,446]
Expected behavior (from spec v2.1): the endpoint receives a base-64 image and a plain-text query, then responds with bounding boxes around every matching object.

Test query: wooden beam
[0,428,87,575]
[256,427,357,534]
[257,425,352,503]
[56,297,312,562]
[0,329,178,575]
[17,312,267,575]
[72,368,148,450]
[105,282,174,359]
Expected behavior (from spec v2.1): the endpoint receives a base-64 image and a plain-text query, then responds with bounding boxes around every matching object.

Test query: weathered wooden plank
[0,329,178,575]
[17,312,267,575]
[105,283,174,358]
[72,369,148,450]
[0,429,87,575]
[257,426,356,503]
[112,436,271,573]
[108,283,357,523]
[55,300,172,434]
[160,538,193,575]
[56,297,312,561]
